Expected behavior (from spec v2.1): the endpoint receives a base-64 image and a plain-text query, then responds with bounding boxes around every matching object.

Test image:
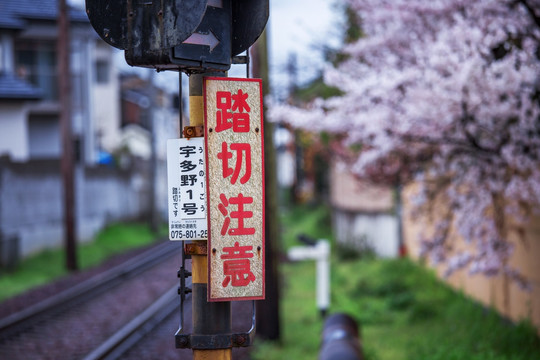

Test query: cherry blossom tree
[270,0,540,287]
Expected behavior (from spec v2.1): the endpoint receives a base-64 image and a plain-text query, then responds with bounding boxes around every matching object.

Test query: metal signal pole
[187,73,232,360]
[85,2,269,357]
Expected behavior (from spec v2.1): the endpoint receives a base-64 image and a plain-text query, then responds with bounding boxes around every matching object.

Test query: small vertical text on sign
[167,137,208,241]
[204,77,265,301]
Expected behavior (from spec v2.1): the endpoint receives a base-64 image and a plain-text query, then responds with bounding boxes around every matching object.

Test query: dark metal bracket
[175,244,191,341]
[175,300,256,349]
[174,243,257,350]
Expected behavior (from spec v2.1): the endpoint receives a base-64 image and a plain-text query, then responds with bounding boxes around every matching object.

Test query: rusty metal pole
[57,0,77,271]
[187,73,232,360]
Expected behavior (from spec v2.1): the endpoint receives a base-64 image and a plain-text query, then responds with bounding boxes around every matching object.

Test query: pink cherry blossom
[270,0,540,287]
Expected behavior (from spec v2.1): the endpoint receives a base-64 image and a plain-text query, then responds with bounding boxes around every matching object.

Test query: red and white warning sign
[204,77,265,301]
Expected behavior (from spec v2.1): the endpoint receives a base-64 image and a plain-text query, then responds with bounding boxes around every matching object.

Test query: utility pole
[58,0,77,271]
[286,53,298,102]
[251,28,281,341]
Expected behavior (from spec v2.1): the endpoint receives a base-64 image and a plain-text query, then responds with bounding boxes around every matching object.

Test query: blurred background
[0,1,539,359]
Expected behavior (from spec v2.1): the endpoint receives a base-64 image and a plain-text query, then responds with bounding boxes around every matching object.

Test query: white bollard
[288,240,330,317]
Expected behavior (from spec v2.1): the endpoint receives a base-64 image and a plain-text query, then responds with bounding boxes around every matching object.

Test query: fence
[0,158,166,264]
[402,183,540,333]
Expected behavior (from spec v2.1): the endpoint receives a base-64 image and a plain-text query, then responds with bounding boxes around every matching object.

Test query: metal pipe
[319,313,363,360]
[287,239,331,318]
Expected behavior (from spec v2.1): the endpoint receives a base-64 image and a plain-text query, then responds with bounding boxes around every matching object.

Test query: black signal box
[85,0,268,73]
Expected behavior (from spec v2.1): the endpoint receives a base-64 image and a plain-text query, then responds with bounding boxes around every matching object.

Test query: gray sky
[269,0,342,99]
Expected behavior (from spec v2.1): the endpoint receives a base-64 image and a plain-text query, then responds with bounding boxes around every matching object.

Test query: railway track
[83,285,181,360]
[0,240,184,359]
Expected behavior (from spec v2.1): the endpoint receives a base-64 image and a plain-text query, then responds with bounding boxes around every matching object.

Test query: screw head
[235,335,247,345]
[177,336,189,348]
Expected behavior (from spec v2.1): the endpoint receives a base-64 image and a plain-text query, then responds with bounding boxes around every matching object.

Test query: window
[95,59,110,84]
[28,115,61,159]
[15,41,58,100]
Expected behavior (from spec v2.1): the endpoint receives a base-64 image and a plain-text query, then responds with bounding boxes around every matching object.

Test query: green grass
[0,222,161,302]
[251,203,540,360]
[280,203,333,250]
[78,222,161,268]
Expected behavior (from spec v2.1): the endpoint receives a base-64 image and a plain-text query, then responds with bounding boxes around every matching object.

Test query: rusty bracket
[183,126,204,139]
[184,242,208,256]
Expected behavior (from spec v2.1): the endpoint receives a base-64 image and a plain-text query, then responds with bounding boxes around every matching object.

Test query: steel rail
[83,285,182,360]
[0,240,180,336]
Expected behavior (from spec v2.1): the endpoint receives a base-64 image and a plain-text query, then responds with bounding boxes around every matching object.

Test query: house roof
[0,0,88,30]
[0,73,42,100]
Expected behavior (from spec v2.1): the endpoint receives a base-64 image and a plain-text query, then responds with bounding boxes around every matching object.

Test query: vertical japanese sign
[167,137,208,241]
[204,77,265,301]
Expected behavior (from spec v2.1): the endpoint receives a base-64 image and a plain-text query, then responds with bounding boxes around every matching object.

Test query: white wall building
[0,0,120,165]
[330,162,400,258]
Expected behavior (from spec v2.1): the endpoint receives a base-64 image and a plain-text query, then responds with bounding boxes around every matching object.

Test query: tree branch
[398,133,496,157]
[519,0,540,29]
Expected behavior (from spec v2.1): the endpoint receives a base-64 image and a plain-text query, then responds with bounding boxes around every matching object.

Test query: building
[330,162,400,258]
[0,0,145,263]
[0,0,120,164]
[119,72,180,162]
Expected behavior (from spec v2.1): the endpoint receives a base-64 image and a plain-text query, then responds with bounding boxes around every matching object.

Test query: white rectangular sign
[167,137,208,241]
[204,77,265,301]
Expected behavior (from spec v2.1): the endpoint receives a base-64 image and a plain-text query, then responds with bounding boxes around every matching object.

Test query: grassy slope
[251,204,540,360]
[0,222,159,302]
